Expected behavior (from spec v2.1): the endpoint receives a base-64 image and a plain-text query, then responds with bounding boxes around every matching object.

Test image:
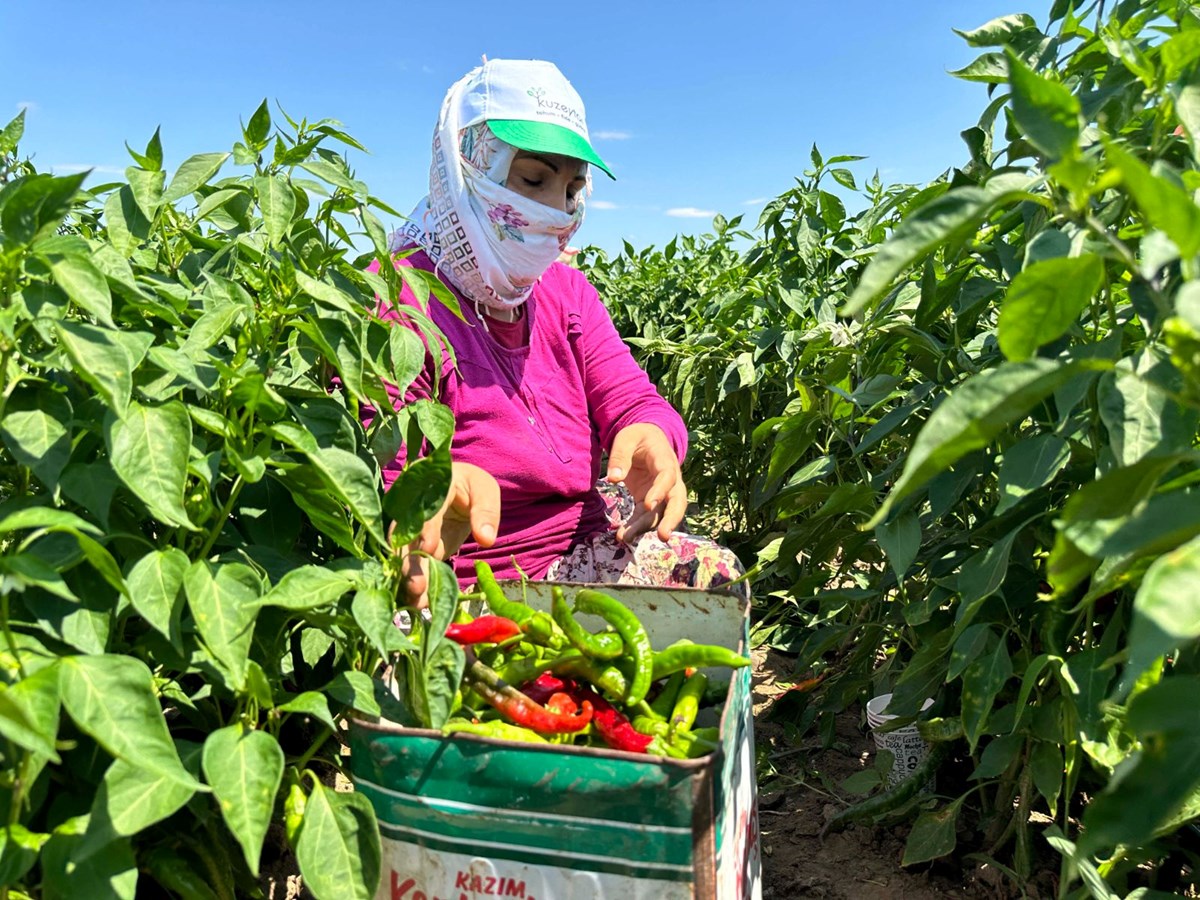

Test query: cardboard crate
[349,583,762,900]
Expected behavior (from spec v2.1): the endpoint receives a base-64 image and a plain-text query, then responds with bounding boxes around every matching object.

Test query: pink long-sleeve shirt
[375,250,688,583]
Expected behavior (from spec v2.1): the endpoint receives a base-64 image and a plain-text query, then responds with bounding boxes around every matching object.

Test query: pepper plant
[587,0,1200,894]
[0,102,460,898]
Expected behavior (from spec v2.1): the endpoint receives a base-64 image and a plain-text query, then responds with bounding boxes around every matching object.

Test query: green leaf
[41,824,138,900]
[902,797,964,865]
[1081,678,1200,854]
[202,724,284,877]
[55,321,141,417]
[245,99,272,148]
[996,434,1071,514]
[0,388,73,490]
[125,166,165,219]
[103,185,151,257]
[59,655,200,789]
[0,171,87,244]
[1030,740,1063,818]
[125,548,189,645]
[77,757,196,862]
[0,663,61,761]
[948,624,992,683]
[184,561,260,691]
[162,152,230,204]
[950,50,1014,82]
[868,359,1107,527]
[294,270,365,316]
[254,174,295,248]
[0,823,48,887]
[875,512,921,579]
[955,13,1038,46]
[277,691,338,733]
[106,400,194,530]
[1107,142,1200,259]
[305,446,386,546]
[351,586,416,659]
[962,639,1013,752]
[46,252,114,325]
[971,733,1024,780]
[388,324,425,395]
[259,565,355,611]
[956,524,1023,629]
[1098,352,1198,466]
[381,449,451,545]
[298,159,366,194]
[324,670,381,717]
[1127,537,1200,685]
[997,255,1103,361]
[844,175,1040,315]
[1005,49,1081,161]
[422,639,465,730]
[295,782,381,900]
[0,108,26,155]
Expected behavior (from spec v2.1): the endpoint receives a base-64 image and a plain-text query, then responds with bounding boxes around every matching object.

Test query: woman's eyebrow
[521,153,560,173]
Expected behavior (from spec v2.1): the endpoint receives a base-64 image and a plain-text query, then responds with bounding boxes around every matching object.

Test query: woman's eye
[520,177,542,188]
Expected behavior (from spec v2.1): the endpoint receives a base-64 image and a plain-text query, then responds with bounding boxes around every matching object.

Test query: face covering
[390,70,589,312]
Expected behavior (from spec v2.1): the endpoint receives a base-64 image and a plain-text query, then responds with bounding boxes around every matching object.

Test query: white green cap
[457,59,615,180]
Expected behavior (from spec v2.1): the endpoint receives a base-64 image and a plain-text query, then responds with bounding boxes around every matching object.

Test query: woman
[380,58,745,604]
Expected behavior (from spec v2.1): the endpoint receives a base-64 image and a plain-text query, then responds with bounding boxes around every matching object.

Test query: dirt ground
[752,647,1039,900]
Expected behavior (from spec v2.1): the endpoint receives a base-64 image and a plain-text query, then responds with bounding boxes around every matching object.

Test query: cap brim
[489,119,615,180]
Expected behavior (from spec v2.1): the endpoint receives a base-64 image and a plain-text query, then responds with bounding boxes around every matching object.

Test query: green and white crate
[350,583,762,900]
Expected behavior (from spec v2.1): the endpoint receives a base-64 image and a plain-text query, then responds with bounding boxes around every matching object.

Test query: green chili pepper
[648,671,687,720]
[496,648,584,686]
[631,715,669,737]
[473,560,533,624]
[521,610,568,650]
[573,588,654,704]
[443,719,549,743]
[669,671,708,733]
[822,743,949,837]
[551,585,624,659]
[646,735,688,759]
[651,643,751,681]
[669,725,720,759]
[554,654,630,702]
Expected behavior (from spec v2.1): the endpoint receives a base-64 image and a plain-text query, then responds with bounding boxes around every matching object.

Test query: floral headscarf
[390,68,589,312]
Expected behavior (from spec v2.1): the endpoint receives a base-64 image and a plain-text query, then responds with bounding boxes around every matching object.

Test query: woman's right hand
[401,462,500,608]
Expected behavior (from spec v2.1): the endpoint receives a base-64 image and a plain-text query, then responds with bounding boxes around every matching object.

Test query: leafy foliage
[585,1,1200,894]
[0,102,456,897]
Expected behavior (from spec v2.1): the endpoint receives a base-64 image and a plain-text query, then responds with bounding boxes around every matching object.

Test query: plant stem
[197,475,244,559]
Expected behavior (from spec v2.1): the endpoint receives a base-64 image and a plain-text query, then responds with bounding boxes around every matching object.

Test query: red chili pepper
[546,692,578,717]
[465,659,593,734]
[445,616,522,646]
[520,673,651,754]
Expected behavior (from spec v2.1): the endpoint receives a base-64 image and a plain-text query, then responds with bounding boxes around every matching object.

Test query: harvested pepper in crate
[463,658,594,734]
[445,615,521,646]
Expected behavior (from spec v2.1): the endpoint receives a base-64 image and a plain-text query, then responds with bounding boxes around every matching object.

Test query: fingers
[606,429,635,482]
[657,478,689,541]
[459,464,500,548]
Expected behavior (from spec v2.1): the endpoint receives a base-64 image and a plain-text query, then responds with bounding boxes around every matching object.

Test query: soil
[752,647,1044,900]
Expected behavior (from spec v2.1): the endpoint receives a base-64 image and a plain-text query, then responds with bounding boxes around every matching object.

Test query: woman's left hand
[606,423,688,544]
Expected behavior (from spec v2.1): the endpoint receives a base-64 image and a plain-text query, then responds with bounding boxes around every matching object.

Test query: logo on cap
[526,87,584,129]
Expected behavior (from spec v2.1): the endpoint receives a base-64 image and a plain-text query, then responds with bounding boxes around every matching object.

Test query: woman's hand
[402,461,500,607]
[606,423,687,544]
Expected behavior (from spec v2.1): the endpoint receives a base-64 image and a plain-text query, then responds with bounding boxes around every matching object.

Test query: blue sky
[4,1,1048,255]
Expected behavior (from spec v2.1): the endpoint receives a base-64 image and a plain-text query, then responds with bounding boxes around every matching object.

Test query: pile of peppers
[438,561,751,758]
